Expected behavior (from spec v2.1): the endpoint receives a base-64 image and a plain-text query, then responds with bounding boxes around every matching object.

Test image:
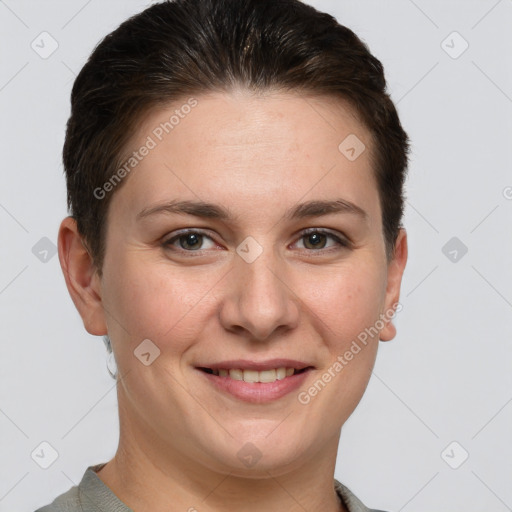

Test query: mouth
[195,360,314,403]
[197,366,310,383]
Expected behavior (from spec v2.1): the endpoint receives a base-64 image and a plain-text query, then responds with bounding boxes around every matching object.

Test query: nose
[218,247,300,342]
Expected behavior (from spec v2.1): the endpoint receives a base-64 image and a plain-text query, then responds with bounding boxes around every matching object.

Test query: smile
[199,367,307,383]
[195,360,314,403]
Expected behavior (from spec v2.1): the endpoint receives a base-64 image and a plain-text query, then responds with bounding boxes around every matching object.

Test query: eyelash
[161,228,351,256]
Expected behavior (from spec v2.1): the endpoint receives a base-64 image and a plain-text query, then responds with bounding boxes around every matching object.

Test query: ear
[58,216,107,336]
[379,228,408,342]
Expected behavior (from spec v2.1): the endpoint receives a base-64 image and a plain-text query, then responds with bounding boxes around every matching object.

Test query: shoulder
[34,462,132,512]
[34,463,111,512]
[335,479,390,512]
[34,484,81,512]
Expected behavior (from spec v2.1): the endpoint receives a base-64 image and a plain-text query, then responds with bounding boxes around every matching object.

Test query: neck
[96,390,347,512]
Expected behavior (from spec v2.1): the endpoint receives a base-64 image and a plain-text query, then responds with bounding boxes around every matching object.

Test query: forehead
[112,90,380,226]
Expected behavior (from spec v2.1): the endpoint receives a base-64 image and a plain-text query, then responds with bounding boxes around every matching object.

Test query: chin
[200,427,315,477]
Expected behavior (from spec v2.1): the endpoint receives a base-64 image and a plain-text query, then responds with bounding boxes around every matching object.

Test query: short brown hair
[64,0,409,272]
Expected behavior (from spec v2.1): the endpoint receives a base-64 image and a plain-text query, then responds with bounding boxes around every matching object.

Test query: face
[64,89,407,476]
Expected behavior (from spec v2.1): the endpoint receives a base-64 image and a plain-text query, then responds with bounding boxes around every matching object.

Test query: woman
[36,0,408,510]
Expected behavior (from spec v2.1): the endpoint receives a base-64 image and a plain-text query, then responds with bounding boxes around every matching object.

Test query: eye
[162,230,217,252]
[294,229,350,251]
[162,228,350,255]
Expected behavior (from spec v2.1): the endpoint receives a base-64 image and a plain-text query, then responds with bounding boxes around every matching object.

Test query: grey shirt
[35,463,388,512]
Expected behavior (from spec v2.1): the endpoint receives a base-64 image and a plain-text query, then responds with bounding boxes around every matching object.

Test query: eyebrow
[136,198,368,222]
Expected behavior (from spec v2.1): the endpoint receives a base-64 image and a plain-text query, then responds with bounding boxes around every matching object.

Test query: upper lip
[196,359,313,371]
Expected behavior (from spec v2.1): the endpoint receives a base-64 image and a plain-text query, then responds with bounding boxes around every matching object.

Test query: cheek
[102,254,217,356]
[304,261,386,344]
[300,262,385,419]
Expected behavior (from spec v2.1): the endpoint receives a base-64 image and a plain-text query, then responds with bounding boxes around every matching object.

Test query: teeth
[276,367,286,380]
[229,369,244,381]
[243,370,260,383]
[208,367,300,383]
[259,369,276,383]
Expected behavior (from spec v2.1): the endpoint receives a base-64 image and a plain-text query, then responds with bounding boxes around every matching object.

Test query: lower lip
[196,369,312,403]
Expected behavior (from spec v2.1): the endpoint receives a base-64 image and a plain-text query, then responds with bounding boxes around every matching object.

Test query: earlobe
[379,228,408,342]
[58,216,107,336]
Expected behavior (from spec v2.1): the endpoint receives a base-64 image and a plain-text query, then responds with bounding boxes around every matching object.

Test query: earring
[104,335,118,380]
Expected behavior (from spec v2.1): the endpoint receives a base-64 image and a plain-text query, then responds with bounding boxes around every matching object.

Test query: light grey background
[1,1,511,511]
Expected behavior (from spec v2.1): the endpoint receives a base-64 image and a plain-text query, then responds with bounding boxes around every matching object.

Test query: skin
[58,88,407,512]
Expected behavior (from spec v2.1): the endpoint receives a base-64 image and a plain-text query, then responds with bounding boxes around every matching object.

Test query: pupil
[306,233,325,249]
[181,233,201,249]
